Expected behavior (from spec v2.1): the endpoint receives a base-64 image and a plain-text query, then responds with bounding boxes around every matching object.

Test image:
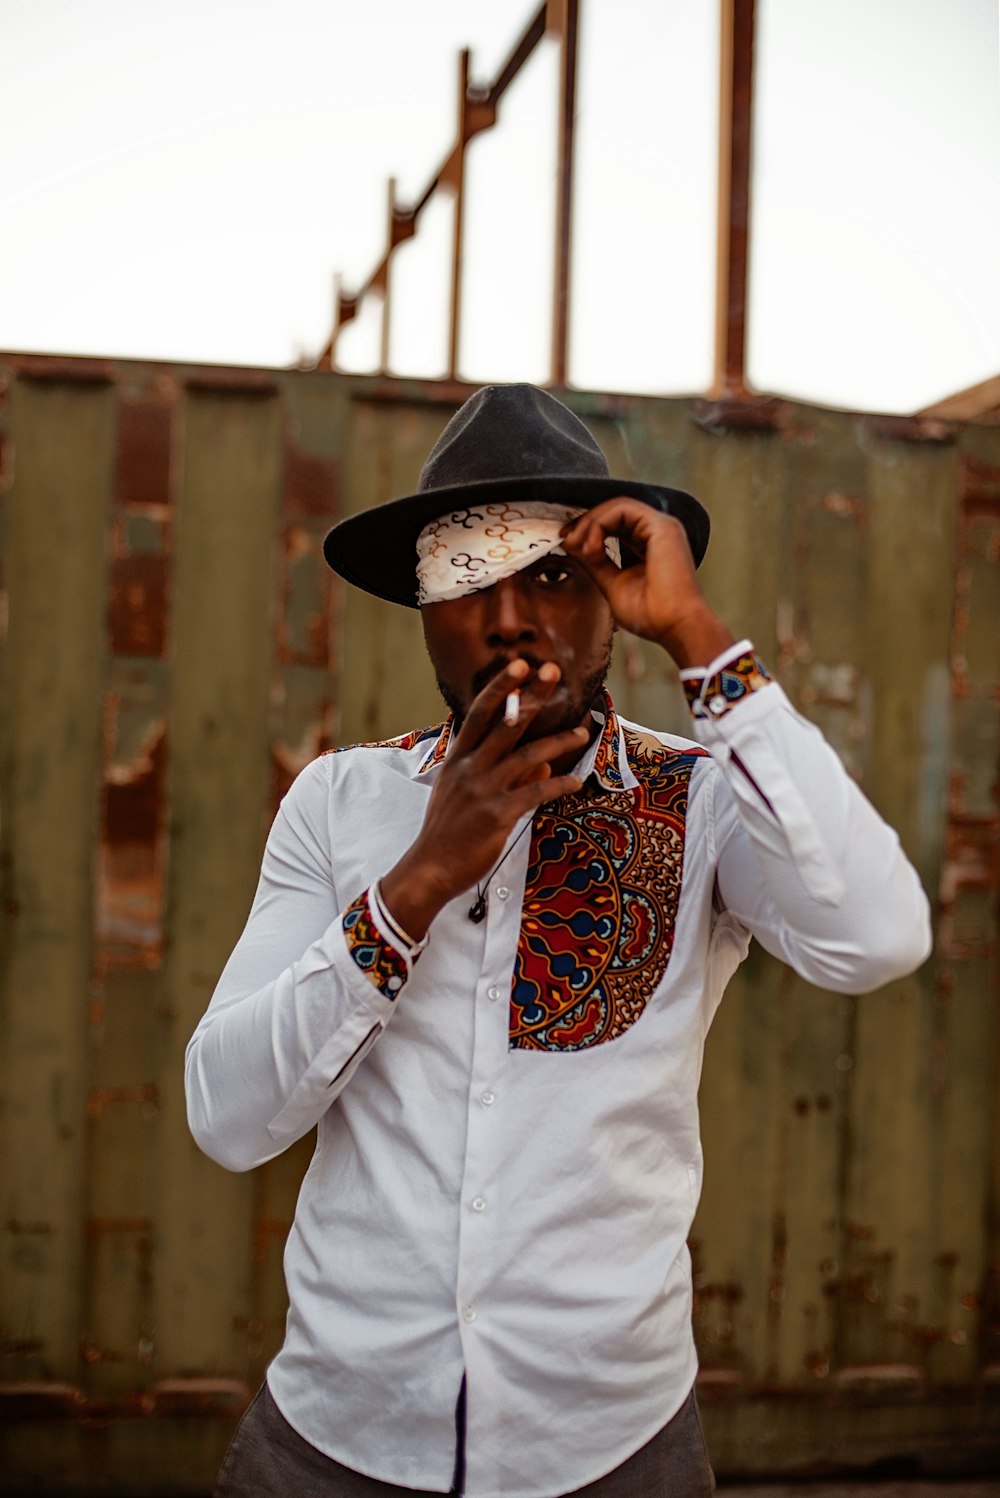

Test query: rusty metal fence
[0,355,998,1489]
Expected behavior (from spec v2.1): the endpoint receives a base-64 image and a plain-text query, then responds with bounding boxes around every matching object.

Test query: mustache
[470,653,548,698]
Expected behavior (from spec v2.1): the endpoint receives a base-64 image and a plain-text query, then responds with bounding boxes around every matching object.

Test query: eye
[532,560,571,586]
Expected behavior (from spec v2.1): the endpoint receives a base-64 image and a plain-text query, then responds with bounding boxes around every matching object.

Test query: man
[187,384,930,1498]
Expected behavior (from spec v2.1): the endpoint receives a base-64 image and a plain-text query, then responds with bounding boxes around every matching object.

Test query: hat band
[415,502,619,605]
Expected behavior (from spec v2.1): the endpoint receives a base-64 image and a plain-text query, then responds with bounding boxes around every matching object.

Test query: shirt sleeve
[684,642,932,994]
[184,756,423,1172]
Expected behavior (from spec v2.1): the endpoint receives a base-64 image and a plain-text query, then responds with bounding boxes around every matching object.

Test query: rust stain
[835,1362,924,1385]
[14,354,114,384]
[960,455,1000,515]
[282,441,339,517]
[184,368,277,395]
[81,1341,127,1366]
[789,1091,833,1124]
[86,1088,158,1121]
[144,1377,252,1417]
[109,553,169,657]
[819,490,868,527]
[0,1380,85,1408]
[115,397,174,509]
[252,1216,293,1267]
[103,720,165,847]
[863,414,956,445]
[84,1217,153,1235]
[695,1367,744,1387]
[940,815,999,904]
[279,526,335,668]
[97,716,166,957]
[692,395,786,434]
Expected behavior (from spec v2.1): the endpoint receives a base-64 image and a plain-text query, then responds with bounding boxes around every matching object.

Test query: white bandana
[415,502,620,605]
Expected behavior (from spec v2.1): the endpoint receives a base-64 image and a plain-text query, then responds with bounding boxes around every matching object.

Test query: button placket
[455,821,530,1344]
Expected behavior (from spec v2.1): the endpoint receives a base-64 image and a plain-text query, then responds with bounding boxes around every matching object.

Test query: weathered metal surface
[0,378,115,1387]
[154,387,284,1381]
[0,355,998,1491]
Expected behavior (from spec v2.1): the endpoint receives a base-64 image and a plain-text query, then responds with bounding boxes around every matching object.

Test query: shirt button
[487,985,502,1002]
[495,885,510,900]
[481,1090,495,1107]
[709,695,727,716]
[471,1196,487,1212]
[462,1305,477,1323]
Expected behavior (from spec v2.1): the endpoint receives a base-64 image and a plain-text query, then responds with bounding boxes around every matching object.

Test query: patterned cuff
[342,887,412,1000]
[682,645,773,722]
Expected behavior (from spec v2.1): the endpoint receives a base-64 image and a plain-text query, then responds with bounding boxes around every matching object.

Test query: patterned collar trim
[589,692,631,791]
[417,717,455,774]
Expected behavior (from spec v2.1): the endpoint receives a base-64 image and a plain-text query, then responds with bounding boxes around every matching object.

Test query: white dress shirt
[186,642,931,1498]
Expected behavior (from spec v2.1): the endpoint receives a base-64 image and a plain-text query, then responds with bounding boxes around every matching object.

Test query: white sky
[3,0,999,413]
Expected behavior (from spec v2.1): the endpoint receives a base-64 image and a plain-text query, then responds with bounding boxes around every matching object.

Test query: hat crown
[418,384,610,493]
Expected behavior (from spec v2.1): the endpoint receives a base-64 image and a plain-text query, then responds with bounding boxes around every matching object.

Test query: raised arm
[562,500,932,991]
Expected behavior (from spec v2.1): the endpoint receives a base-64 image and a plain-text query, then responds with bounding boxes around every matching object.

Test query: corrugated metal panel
[0,358,997,1490]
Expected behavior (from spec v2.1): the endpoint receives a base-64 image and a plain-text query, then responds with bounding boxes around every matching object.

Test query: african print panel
[509,741,704,1052]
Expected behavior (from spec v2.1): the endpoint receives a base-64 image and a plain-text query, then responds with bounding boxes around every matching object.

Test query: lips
[470,653,549,697]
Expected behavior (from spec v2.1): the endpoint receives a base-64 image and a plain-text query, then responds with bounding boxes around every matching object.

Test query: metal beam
[550,0,580,388]
[318,5,549,372]
[713,0,756,397]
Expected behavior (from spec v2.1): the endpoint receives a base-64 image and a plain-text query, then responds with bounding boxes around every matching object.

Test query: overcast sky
[3,0,999,413]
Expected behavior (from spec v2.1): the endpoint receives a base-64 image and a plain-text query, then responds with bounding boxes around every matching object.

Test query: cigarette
[504,690,521,727]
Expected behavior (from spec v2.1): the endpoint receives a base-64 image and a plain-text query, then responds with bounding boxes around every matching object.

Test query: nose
[483,576,539,650]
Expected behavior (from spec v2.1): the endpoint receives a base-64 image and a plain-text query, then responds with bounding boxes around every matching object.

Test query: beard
[434,629,615,738]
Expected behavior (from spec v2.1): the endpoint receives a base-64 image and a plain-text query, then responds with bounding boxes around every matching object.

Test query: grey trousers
[214,1381,715,1498]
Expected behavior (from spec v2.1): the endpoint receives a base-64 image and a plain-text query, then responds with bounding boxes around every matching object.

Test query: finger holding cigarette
[504,690,521,727]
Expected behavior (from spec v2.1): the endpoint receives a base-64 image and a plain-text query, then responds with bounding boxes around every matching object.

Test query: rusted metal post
[549,0,579,388]
[713,0,755,397]
[448,50,471,381]
[379,177,397,375]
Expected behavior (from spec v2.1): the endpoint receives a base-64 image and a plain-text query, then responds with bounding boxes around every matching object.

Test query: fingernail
[538,662,560,682]
[509,659,529,679]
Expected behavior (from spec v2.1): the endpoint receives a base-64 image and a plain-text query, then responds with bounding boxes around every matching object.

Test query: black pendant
[467,892,487,923]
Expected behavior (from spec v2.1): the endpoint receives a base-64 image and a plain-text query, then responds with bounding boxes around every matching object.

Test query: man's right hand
[377,658,589,944]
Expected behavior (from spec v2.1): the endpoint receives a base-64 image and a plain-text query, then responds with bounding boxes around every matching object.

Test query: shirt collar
[416,718,454,774]
[415,691,637,792]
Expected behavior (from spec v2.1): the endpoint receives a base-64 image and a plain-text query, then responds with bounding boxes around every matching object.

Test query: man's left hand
[561,497,736,670]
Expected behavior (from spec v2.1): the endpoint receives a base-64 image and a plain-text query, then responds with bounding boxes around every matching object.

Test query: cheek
[565,604,614,664]
[421,605,484,698]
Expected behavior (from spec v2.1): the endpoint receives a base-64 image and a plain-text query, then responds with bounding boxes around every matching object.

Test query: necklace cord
[467,821,532,923]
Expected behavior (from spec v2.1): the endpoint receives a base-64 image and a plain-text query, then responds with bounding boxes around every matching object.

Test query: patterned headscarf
[415,502,620,606]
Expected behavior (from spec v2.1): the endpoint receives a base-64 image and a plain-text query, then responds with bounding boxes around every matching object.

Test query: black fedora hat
[323,384,710,608]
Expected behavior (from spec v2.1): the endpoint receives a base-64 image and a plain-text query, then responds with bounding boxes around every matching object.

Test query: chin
[521,693,590,740]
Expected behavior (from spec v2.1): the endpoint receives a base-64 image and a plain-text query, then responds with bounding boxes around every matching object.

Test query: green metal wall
[0,356,997,1489]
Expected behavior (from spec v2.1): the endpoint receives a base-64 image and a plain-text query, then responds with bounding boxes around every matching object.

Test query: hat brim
[323,475,710,608]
